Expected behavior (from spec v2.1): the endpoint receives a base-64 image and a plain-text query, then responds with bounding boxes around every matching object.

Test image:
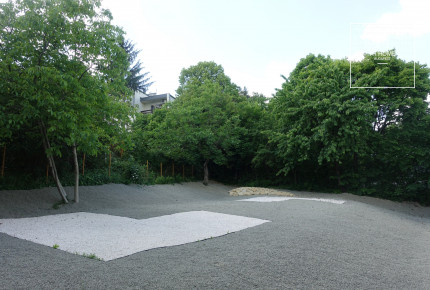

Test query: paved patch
[0,211,269,261]
[238,196,346,204]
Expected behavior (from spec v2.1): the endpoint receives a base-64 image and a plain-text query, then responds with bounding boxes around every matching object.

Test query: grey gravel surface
[1,182,429,289]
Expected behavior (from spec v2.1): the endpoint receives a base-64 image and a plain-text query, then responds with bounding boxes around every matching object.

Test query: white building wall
[131,91,147,112]
[131,92,175,113]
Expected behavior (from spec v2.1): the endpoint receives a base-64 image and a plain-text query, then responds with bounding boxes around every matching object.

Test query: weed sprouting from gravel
[82,253,103,261]
[52,201,65,210]
[73,251,103,261]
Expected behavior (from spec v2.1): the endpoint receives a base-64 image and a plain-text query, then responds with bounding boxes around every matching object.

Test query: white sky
[2,0,429,96]
[101,0,430,97]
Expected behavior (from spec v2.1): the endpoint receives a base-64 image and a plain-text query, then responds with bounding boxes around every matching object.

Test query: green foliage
[79,169,121,186]
[53,244,59,249]
[153,173,191,185]
[241,179,275,188]
[0,0,136,199]
[1,14,428,208]
[269,55,374,179]
[52,201,65,210]
[155,176,176,184]
[266,51,430,203]
[176,61,239,96]
[0,163,144,190]
[0,0,133,151]
[112,157,145,184]
[0,174,47,190]
[121,39,153,93]
[81,253,103,261]
[135,61,248,181]
[132,56,430,203]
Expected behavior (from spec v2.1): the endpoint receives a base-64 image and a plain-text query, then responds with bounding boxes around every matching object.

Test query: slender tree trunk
[82,153,86,176]
[335,160,341,190]
[39,121,68,203]
[293,169,297,185]
[72,145,79,203]
[315,169,319,185]
[1,145,6,178]
[203,159,209,186]
[46,163,49,183]
[108,151,112,177]
[353,152,358,173]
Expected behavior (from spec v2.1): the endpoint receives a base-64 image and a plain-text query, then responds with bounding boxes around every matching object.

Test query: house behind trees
[131,92,175,114]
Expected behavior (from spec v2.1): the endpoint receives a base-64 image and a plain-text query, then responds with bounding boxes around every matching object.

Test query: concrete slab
[238,196,345,204]
[0,211,269,261]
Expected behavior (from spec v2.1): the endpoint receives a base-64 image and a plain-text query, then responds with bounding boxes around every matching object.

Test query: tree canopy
[176,61,239,97]
[267,55,375,186]
[122,39,153,93]
[1,5,429,207]
[264,52,430,200]
[136,62,247,185]
[0,0,134,202]
[132,55,429,203]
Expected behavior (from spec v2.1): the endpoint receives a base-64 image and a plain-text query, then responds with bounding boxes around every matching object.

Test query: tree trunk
[293,169,297,185]
[335,160,342,190]
[82,153,86,176]
[39,121,68,203]
[72,145,79,203]
[353,152,358,173]
[203,159,209,186]
[1,145,6,178]
[108,151,112,177]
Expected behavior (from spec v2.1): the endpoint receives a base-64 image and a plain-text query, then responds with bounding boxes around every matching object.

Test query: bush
[155,176,175,184]
[79,169,121,185]
[112,157,145,184]
[0,174,49,190]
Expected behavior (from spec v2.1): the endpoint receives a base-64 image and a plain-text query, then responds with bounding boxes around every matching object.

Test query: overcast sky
[101,0,430,97]
[2,0,428,96]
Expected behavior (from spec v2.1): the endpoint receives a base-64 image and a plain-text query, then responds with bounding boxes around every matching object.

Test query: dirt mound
[229,187,294,197]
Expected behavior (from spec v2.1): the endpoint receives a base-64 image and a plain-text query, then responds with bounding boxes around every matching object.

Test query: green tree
[138,62,244,185]
[269,54,375,188]
[229,92,271,182]
[0,0,133,202]
[121,39,153,93]
[176,61,239,97]
[352,51,430,202]
[269,51,430,202]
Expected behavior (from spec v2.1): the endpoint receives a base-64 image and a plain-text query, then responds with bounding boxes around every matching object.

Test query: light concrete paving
[238,196,346,204]
[0,211,269,261]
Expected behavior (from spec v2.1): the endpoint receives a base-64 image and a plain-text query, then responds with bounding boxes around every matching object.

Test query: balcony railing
[140,103,164,114]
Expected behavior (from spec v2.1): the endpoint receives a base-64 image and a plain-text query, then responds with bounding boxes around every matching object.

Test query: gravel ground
[1,181,429,289]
